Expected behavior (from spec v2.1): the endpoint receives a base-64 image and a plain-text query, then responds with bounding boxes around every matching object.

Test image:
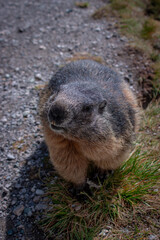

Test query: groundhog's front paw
[68,182,92,201]
[92,169,114,184]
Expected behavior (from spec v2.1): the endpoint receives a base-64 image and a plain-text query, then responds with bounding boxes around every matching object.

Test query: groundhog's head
[45,81,111,142]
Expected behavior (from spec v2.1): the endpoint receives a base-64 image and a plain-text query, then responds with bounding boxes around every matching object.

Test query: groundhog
[39,60,139,191]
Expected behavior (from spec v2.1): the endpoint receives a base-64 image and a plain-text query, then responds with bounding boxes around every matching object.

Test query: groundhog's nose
[48,105,67,125]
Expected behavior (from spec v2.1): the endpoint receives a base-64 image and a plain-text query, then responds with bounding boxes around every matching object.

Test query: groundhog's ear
[99,100,107,113]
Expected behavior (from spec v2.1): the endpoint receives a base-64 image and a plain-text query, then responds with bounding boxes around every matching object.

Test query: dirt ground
[0,0,156,239]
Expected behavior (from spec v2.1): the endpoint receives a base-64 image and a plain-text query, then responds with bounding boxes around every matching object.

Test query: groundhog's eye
[99,100,107,112]
[82,105,93,113]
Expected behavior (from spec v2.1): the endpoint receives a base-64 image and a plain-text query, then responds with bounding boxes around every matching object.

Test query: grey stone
[31,186,35,192]
[15,67,20,72]
[153,189,158,192]
[95,27,101,32]
[7,154,15,160]
[1,116,7,123]
[35,203,47,211]
[12,39,19,46]
[17,22,32,32]
[75,205,82,211]
[33,196,40,203]
[66,9,73,13]
[15,183,21,189]
[106,33,113,39]
[39,45,46,50]
[5,74,10,78]
[29,76,35,83]
[5,183,11,188]
[0,68,4,74]
[99,229,109,237]
[32,39,38,45]
[13,205,24,216]
[148,235,157,240]
[23,111,30,117]
[21,188,26,194]
[35,189,44,195]
[11,199,17,205]
[35,73,42,80]
[121,228,130,234]
[24,207,32,216]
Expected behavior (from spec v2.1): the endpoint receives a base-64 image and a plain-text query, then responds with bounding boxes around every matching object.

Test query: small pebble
[35,189,44,195]
[35,73,42,80]
[153,189,158,192]
[23,111,30,118]
[1,116,7,123]
[5,74,10,78]
[33,196,40,203]
[99,229,109,237]
[7,154,15,160]
[15,183,21,189]
[35,203,47,211]
[7,229,13,236]
[39,45,46,50]
[66,9,73,13]
[148,235,157,240]
[13,205,24,216]
[29,76,35,83]
[75,205,82,211]
[106,33,113,39]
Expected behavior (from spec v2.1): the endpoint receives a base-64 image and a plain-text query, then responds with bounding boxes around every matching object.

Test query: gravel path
[0,0,147,239]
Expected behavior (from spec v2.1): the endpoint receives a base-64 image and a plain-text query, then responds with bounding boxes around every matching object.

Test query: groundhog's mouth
[50,124,65,132]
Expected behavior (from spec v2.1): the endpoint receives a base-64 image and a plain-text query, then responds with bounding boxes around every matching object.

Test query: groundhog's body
[39,60,139,187]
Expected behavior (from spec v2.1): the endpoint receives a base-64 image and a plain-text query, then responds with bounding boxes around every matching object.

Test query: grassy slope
[93,0,160,95]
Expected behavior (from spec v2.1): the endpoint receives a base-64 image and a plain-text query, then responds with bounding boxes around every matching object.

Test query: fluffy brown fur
[39,60,139,188]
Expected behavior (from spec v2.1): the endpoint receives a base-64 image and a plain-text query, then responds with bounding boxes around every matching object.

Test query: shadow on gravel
[5,141,54,240]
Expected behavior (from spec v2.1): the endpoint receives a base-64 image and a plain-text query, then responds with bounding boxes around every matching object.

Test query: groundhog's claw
[92,169,114,184]
[68,183,92,201]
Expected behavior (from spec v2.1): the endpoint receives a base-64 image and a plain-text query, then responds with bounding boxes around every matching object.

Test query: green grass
[75,2,89,8]
[141,19,157,40]
[38,102,160,240]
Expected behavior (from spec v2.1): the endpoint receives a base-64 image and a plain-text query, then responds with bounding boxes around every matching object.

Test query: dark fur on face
[45,81,113,142]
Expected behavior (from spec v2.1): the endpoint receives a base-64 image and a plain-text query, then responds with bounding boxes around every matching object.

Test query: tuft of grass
[152,60,160,95]
[75,2,89,8]
[66,52,104,64]
[141,19,157,40]
[34,84,45,90]
[38,102,160,240]
[92,6,110,20]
